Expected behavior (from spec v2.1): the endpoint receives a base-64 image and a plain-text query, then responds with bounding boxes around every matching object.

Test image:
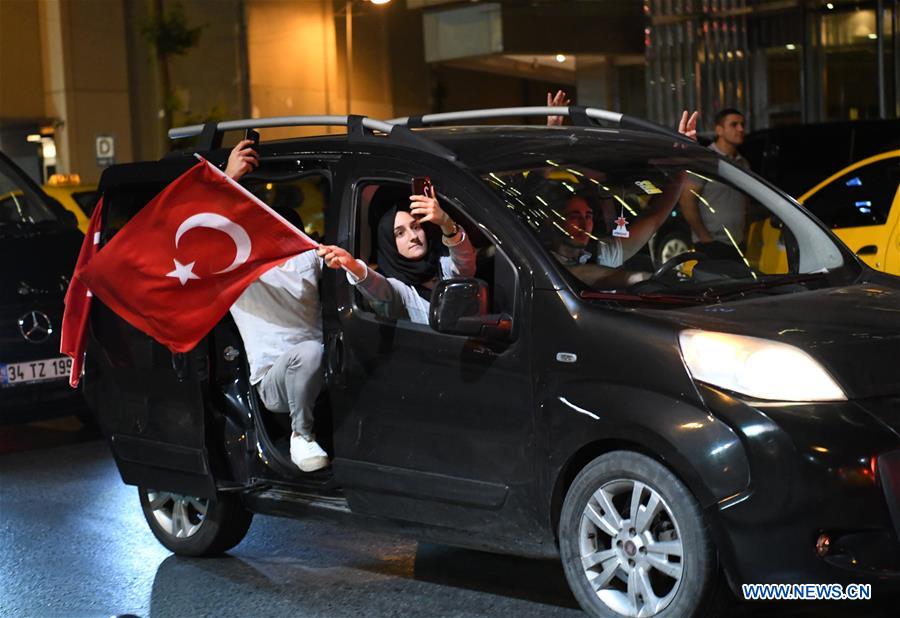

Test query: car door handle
[856,245,878,256]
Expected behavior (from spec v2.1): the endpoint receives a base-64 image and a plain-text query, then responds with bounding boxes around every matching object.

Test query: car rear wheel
[138,487,253,556]
[559,451,720,617]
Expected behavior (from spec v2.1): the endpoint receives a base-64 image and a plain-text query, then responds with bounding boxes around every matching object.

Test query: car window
[0,167,57,225]
[353,179,515,323]
[479,143,852,305]
[244,174,329,242]
[803,156,900,229]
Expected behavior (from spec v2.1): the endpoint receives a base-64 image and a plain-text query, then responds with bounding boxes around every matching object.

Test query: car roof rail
[389,106,690,143]
[167,114,456,160]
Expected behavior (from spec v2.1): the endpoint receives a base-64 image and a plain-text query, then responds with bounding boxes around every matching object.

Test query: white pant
[256,341,324,439]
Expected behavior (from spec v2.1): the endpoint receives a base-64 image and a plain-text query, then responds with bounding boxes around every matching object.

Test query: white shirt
[551,237,624,268]
[229,250,322,384]
[346,230,476,325]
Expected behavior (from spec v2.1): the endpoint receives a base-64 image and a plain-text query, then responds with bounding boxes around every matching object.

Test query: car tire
[655,230,692,268]
[559,451,721,617]
[138,486,253,557]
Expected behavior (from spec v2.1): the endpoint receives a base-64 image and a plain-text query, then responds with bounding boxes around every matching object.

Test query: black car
[0,152,87,424]
[741,118,900,197]
[83,109,900,617]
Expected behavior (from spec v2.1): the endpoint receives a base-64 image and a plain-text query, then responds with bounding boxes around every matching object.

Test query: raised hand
[409,193,456,235]
[547,90,571,126]
[678,111,699,141]
[224,139,259,180]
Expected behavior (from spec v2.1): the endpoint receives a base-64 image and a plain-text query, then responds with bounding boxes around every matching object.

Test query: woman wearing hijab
[317,188,475,324]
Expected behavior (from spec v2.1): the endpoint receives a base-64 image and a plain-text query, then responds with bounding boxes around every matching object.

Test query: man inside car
[545,110,699,287]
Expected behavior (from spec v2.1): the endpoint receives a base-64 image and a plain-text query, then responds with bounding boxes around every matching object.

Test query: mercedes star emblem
[18,311,53,344]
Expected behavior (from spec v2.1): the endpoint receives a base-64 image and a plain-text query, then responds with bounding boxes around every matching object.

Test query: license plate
[1,356,72,386]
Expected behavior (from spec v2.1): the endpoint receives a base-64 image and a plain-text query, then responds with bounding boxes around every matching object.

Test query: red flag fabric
[60,197,106,387]
[77,157,317,353]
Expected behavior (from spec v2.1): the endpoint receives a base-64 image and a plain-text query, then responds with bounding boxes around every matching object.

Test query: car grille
[0,302,63,351]
[879,451,900,542]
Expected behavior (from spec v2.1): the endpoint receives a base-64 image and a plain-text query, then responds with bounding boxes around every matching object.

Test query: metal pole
[877,0,886,118]
[809,8,823,122]
[894,0,900,117]
[346,0,353,115]
[800,3,808,123]
[236,0,251,118]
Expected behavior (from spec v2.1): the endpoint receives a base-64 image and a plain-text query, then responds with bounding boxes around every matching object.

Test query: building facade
[2,0,896,183]
[645,0,899,129]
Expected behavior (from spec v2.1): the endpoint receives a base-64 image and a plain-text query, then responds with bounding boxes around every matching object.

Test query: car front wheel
[559,451,720,617]
[138,486,253,556]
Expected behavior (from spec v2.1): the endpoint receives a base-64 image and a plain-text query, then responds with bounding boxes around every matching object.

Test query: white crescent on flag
[176,212,252,273]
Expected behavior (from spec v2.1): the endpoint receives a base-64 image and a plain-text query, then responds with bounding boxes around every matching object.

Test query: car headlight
[679,329,846,402]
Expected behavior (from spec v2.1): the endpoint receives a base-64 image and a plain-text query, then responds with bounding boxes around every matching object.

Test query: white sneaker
[290,434,329,472]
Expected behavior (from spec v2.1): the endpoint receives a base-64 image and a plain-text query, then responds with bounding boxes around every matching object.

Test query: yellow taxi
[41,173,99,233]
[749,151,900,275]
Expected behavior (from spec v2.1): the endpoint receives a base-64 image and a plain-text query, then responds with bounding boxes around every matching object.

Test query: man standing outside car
[680,108,751,260]
[223,138,329,473]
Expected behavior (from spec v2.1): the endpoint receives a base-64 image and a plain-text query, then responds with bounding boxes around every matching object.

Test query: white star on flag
[166,259,200,286]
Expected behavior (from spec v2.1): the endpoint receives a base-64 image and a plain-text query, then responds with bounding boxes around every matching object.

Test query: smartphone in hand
[244,128,260,149]
[411,176,433,197]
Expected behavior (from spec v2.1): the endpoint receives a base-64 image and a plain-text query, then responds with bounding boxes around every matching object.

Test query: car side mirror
[429,278,511,340]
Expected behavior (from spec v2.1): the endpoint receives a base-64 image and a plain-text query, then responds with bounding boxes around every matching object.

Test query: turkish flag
[77,157,317,353]
[60,197,105,387]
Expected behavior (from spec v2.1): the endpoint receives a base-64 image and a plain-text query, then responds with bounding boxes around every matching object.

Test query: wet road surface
[0,417,895,617]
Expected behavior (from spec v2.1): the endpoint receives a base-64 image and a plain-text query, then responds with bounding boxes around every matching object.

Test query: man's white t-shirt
[551,237,624,269]
[229,250,322,384]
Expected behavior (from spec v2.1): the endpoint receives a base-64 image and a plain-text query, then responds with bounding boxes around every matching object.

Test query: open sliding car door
[82,155,218,499]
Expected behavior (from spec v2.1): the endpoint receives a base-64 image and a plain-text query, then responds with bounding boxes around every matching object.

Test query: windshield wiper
[580,272,831,306]
[580,290,711,306]
[700,272,830,301]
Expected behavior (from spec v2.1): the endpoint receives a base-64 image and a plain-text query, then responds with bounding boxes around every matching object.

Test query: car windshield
[0,165,57,226]
[479,140,855,305]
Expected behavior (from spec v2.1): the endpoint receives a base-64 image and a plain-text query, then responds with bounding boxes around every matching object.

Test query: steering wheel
[652,251,707,279]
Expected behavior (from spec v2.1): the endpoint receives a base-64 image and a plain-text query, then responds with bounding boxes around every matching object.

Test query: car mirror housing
[429,278,511,340]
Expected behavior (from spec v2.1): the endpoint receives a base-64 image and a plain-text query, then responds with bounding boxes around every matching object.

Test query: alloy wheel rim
[577,479,684,617]
[146,490,209,539]
[660,238,690,264]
